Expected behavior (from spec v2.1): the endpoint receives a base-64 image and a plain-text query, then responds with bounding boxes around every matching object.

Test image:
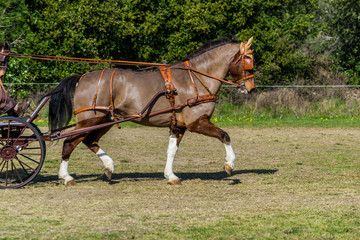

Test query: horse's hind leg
[82,126,114,180]
[59,116,109,185]
[164,128,186,185]
[186,114,236,176]
[60,133,89,185]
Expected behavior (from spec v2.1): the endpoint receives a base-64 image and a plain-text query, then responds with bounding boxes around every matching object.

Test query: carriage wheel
[0,116,46,189]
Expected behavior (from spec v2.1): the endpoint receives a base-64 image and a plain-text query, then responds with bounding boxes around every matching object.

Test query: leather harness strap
[184,60,200,99]
[159,65,177,129]
[92,69,105,109]
[183,60,217,106]
[72,41,253,129]
[74,69,121,128]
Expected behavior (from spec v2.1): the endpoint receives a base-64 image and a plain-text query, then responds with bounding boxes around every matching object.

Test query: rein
[1,42,254,130]
[0,52,167,67]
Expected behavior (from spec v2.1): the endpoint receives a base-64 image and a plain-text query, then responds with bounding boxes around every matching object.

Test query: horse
[46,37,255,185]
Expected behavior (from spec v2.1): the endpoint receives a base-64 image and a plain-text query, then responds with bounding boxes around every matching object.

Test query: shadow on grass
[33,169,277,186]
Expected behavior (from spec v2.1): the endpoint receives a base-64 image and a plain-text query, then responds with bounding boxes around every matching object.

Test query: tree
[2,0,328,97]
[331,0,360,84]
[0,0,32,98]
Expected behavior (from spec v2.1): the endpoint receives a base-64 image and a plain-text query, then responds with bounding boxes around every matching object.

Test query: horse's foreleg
[187,114,236,176]
[164,128,186,185]
[60,134,87,185]
[82,126,114,180]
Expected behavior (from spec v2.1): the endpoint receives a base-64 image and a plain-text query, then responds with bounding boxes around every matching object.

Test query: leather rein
[0,42,254,130]
[73,42,254,130]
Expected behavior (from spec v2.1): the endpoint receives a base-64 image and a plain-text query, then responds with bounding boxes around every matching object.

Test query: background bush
[0,0,359,98]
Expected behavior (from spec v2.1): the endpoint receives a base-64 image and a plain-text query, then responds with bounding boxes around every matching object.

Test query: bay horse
[46,37,255,185]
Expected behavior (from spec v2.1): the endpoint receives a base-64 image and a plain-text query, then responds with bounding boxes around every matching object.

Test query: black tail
[43,75,82,131]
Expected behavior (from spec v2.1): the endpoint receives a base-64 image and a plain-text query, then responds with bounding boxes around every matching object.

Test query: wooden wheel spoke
[5,161,8,186]
[14,156,36,171]
[19,152,41,156]
[17,159,29,177]
[18,153,40,164]
[0,160,6,177]
[11,160,23,183]
[22,147,42,150]
[11,125,27,143]
[0,116,45,188]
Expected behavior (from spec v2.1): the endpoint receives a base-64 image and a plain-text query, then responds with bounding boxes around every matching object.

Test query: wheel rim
[0,116,45,189]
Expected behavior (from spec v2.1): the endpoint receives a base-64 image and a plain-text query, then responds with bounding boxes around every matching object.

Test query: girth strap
[159,65,177,129]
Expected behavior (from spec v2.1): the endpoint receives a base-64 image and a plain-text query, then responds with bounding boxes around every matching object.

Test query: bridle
[229,41,255,93]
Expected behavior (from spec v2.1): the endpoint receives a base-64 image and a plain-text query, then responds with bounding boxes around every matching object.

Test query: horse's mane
[183,38,240,61]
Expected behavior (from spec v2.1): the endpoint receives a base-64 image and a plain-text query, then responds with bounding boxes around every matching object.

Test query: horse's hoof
[224,164,233,176]
[168,179,182,185]
[104,168,113,180]
[65,179,76,186]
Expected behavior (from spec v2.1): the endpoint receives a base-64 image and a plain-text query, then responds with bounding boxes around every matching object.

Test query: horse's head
[229,37,255,94]
[0,41,10,79]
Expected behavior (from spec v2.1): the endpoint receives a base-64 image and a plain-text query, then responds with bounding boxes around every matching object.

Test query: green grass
[168,210,360,239]
[214,116,360,128]
[212,101,360,128]
[1,127,360,239]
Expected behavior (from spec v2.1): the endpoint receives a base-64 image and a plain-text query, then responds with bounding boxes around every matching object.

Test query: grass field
[1,125,360,239]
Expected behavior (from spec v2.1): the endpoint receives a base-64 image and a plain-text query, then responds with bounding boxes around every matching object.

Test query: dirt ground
[1,126,359,239]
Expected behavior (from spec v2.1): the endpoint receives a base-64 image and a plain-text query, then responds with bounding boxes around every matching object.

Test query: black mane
[183,38,240,61]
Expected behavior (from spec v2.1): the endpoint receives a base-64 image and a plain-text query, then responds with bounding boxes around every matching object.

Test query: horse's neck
[189,44,238,93]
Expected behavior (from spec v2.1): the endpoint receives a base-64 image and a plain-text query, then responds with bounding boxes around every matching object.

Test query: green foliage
[0,0,30,42]
[1,0,359,97]
[331,0,360,84]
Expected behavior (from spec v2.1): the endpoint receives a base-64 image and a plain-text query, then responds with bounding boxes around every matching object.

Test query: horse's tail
[43,75,82,132]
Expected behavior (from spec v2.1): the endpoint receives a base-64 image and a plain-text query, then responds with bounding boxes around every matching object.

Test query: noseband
[229,42,254,92]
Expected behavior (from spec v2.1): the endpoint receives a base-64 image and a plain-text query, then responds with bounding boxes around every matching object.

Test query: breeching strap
[73,69,121,128]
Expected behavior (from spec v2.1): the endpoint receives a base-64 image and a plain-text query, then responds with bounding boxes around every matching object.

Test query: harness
[73,42,254,130]
[0,41,254,129]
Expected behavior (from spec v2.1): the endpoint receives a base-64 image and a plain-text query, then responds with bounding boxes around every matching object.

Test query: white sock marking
[59,159,74,184]
[224,143,236,169]
[96,148,114,173]
[164,136,179,182]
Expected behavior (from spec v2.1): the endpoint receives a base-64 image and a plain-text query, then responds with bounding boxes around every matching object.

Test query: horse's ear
[245,37,253,52]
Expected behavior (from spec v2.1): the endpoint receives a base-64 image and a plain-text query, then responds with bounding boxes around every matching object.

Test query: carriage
[0,38,255,189]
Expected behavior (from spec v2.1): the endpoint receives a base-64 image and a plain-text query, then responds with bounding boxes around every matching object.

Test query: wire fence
[3,82,360,88]
[224,85,360,88]
[257,85,360,88]
[3,83,58,85]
